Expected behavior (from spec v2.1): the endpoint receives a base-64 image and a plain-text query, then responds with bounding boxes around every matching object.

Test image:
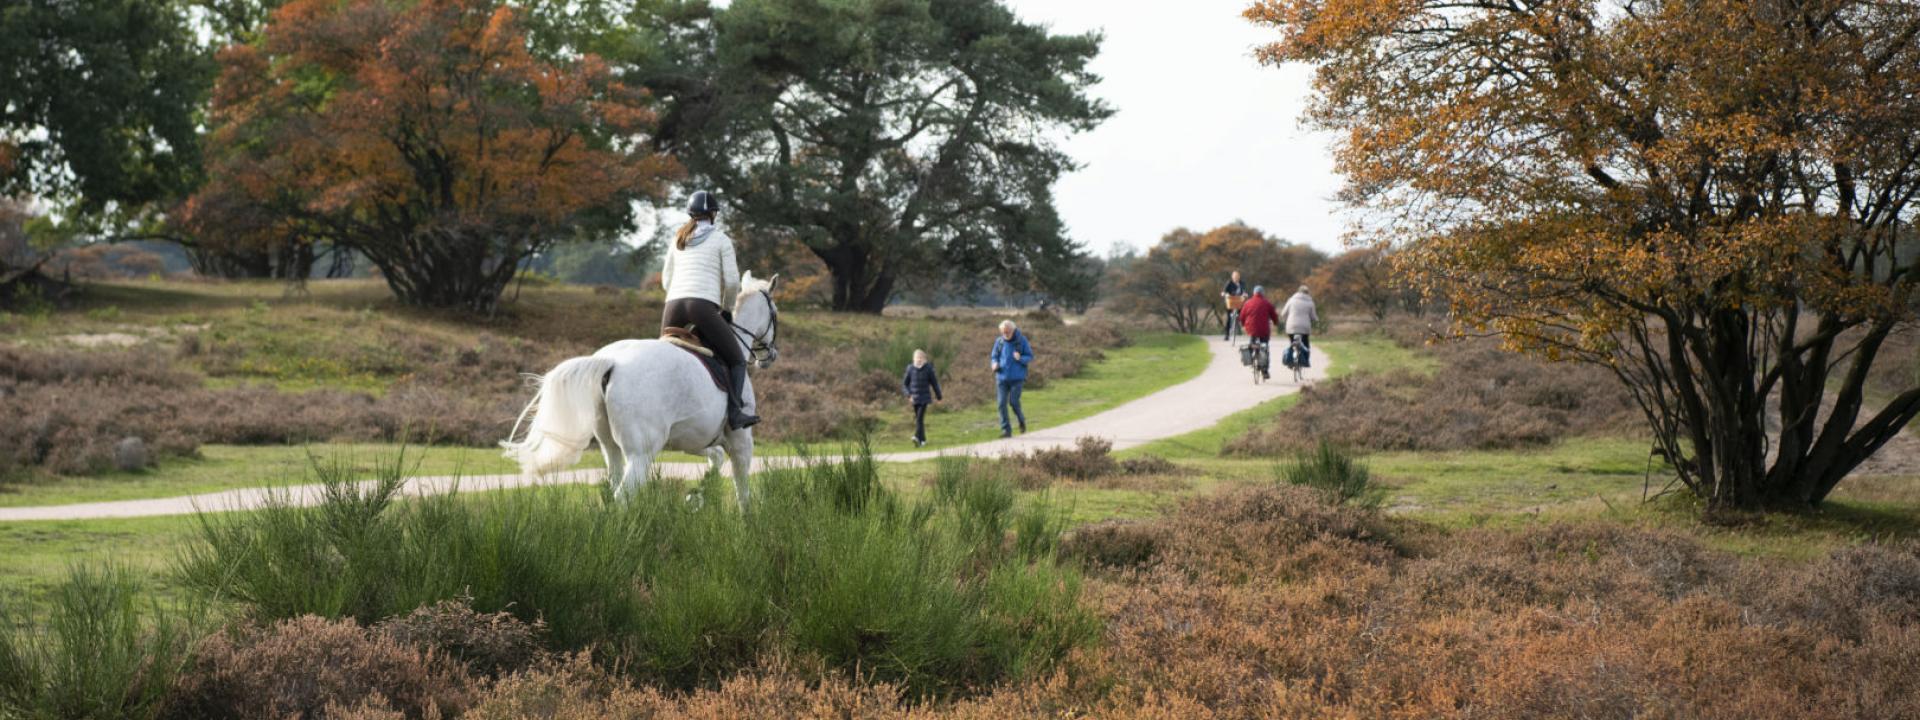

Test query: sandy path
[0,338,1329,521]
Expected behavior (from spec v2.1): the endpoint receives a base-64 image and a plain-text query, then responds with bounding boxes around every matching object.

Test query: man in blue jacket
[990,319,1033,438]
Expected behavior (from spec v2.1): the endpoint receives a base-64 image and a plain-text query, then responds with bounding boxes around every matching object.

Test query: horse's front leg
[724,430,754,511]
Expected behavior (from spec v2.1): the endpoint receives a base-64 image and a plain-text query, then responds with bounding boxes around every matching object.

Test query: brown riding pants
[661,298,746,367]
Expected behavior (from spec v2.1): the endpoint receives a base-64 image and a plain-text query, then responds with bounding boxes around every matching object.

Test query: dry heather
[1229,336,1641,455]
[965,436,1185,490]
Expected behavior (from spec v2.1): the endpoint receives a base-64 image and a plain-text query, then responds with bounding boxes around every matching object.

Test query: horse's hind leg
[614,450,654,503]
[595,411,624,491]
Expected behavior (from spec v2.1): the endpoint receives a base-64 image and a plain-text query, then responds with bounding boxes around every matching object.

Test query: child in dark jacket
[902,349,943,447]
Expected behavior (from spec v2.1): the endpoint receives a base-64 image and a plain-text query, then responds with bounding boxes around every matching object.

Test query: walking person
[1221,270,1246,342]
[902,349,943,447]
[990,319,1033,438]
[1280,285,1320,351]
[1239,286,1280,379]
[659,190,758,429]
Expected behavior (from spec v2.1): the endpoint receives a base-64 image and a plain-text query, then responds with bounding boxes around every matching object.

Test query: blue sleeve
[902,365,913,395]
[930,364,942,400]
[1018,334,1033,365]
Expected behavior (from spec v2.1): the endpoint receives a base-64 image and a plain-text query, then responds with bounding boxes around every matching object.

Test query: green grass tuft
[174,440,1098,696]
[1277,440,1383,509]
[0,565,198,720]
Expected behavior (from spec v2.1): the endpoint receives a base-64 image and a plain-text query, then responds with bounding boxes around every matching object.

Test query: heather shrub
[1227,338,1639,456]
[1117,454,1177,476]
[175,443,1097,696]
[1756,541,1920,641]
[1062,520,1165,569]
[374,599,547,678]
[1028,437,1120,482]
[0,565,197,720]
[166,615,474,720]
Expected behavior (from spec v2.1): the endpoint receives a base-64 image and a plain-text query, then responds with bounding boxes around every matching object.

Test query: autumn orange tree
[186,0,676,310]
[1305,245,1422,320]
[1251,0,1920,509]
[1113,223,1324,333]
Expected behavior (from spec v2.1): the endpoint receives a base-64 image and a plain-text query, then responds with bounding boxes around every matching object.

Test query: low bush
[374,599,547,678]
[1117,454,1177,476]
[175,442,1097,696]
[0,565,197,720]
[166,615,475,720]
[1028,436,1120,482]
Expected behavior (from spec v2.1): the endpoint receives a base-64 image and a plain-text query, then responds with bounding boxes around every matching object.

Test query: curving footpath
[0,339,1330,521]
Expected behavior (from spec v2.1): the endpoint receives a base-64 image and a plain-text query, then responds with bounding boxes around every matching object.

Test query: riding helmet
[687,191,720,216]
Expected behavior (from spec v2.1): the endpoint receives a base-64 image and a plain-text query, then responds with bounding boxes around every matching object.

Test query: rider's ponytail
[675,212,715,251]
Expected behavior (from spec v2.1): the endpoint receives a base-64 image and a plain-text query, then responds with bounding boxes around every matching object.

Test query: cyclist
[1221,270,1246,342]
[1239,285,1279,379]
[1280,285,1320,354]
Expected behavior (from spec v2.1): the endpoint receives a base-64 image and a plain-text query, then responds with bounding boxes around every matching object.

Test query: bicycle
[1248,337,1269,384]
[1223,308,1240,343]
[1284,334,1307,383]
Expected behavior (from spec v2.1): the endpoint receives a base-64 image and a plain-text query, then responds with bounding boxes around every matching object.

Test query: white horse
[501,272,780,505]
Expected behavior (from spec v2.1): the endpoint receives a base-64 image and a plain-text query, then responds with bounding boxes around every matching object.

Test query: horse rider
[659,191,758,429]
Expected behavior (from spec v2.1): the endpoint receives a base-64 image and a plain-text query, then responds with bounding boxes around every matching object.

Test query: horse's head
[732,271,780,369]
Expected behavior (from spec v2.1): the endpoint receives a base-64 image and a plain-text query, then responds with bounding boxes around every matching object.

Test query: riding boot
[726,363,760,430]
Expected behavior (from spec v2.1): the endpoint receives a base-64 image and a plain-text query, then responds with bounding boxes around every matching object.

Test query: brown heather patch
[166,615,476,720]
[1229,337,1640,456]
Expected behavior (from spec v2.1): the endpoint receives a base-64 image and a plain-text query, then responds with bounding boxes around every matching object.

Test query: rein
[728,289,779,365]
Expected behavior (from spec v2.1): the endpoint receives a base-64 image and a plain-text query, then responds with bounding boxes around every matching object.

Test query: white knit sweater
[660,221,741,305]
[1281,292,1319,334]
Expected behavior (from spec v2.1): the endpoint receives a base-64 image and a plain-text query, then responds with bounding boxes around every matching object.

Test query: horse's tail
[499,356,615,476]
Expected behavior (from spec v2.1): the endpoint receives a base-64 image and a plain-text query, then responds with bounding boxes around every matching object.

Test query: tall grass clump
[0,565,198,720]
[856,321,958,376]
[1277,440,1383,508]
[176,440,1096,696]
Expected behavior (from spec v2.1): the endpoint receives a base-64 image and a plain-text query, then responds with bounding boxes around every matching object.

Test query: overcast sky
[1007,0,1347,255]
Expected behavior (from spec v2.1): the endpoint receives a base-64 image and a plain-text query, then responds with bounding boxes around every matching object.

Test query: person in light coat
[659,191,757,429]
[1280,285,1319,350]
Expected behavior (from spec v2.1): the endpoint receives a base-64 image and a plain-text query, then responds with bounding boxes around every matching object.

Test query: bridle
[729,289,779,366]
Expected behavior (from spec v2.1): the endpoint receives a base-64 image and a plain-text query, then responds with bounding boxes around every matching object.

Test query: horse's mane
[736,271,774,304]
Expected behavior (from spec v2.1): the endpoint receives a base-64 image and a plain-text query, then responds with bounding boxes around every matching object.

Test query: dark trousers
[1290,333,1312,349]
[913,403,929,441]
[997,379,1026,433]
[661,298,745,366]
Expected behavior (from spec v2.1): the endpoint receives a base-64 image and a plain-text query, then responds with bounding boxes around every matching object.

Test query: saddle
[660,326,727,391]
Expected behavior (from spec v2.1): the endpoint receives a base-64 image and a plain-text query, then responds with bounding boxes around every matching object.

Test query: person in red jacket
[1239,285,1280,378]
